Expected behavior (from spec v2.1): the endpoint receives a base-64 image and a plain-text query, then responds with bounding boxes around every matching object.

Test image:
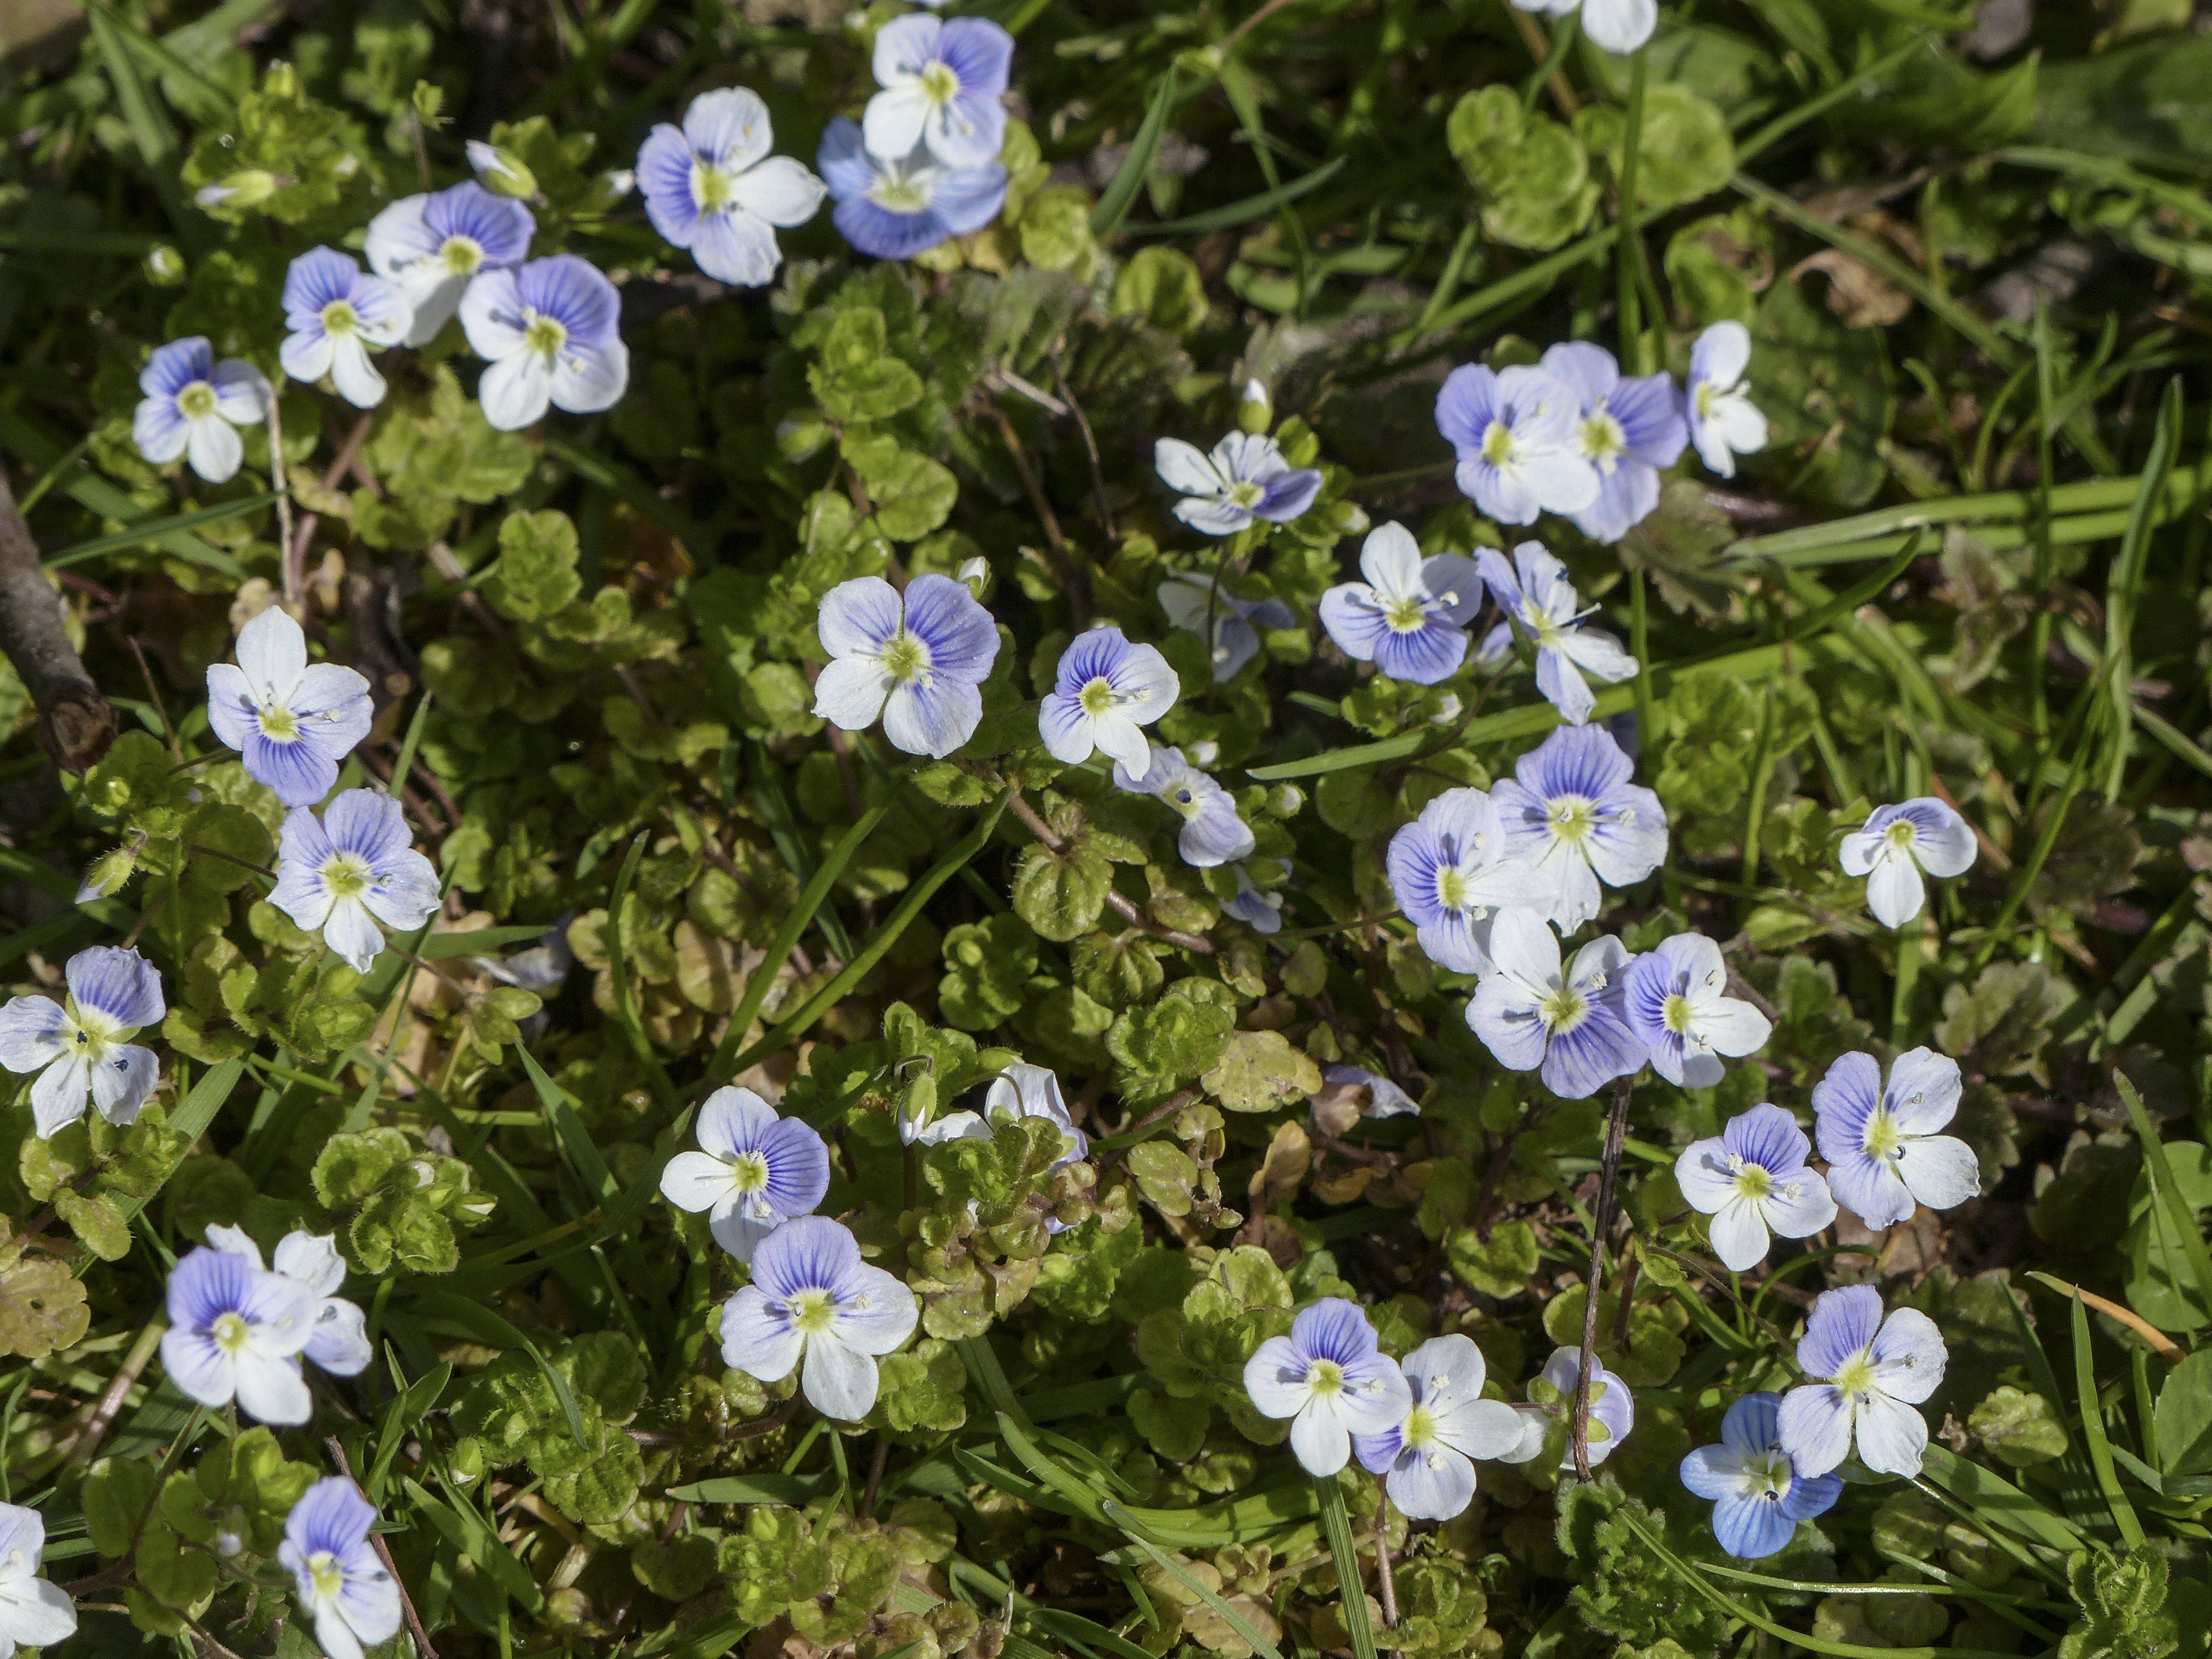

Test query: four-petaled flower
[1156,573,1295,681]
[1674,1104,1837,1274]
[205,1225,372,1378]
[1622,931,1771,1088]
[1039,625,1181,771]
[638,88,827,288]
[1813,1048,1980,1230]
[280,1478,402,1659]
[1777,1285,1947,1477]
[0,945,165,1138]
[818,118,1007,260]
[1685,322,1768,479]
[1490,723,1668,932]
[1474,540,1638,725]
[813,574,1000,759]
[718,1215,920,1420]
[1680,1392,1841,1559]
[1114,744,1255,868]
[1511,0,1658,55]
[207,605,374,808]
[863,14,1014,169]
[160,1245,319,1424]
[0,1504,76,1658]
[1386,786,1519,975]
[271,790,442,975]
[659,1086,831,1261]
[1318,521,1487,685]
[1537,343,1687,544]
[1467,908,1645,1099]
[1839,798,1978,930]
[278,247,412,409]
[460,254,630,430]
[1155,433,1322,537]
[132,336,266,484]
[1353,1334,1525,1520]
[1434,364,1597,526]
[366,180,536,346]
[1243,1297,1412,1477]
[1520,1347,1636,1469]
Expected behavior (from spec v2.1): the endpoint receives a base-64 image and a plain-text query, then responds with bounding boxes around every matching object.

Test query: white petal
[812,655,893,731]
[659,1151,739,1215]
[800,1331,880,1420]
[1852,1391,1929,1477]
[325,338,387,410]
[1898,1135,1981,1212]
[185,415,244,484]
[1155,437,1222,497]
[1242,1336,1312,1420]
[477,352,551,431]
[1289,1400,1352,1475]
[1864,852,1926,928]
[231,1350,312,1426]
[1707,1198,1773,1273]
[1357,521,1427,603]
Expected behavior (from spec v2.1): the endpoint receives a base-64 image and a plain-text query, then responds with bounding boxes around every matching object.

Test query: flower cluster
[160,1227,369,1425]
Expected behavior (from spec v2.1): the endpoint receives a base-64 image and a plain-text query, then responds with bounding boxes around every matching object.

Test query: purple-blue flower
[1538,342,1687,544]
[818,117,1006,261]
[1434,364,1597,526]
[1466,909,1645,1099]
[458,254,629,431]
[0,945,164,1138]
[1039,625,1181,772]
[863,14,1013,169]
[718,1215,920,1420]
[1223,862,1286,934]
[159,1246,318,1424]
[1622,931,1771,1089]
[367,180,535,346]
[205,1227,371,1378]
[1777,1285,1947,1478]
[280,1478,401,1659]
[1353,1334,1524,1521]
[1474,541,1637,725]
[658,1085,831,1261]
[132,337,266,484]
[206,605,374,807]
[812,573,1000,759]
[1114,744,1254,868]
[1156,573,1295,682]
[278,248,411,409]
[1318,521,1486,685]
[1490,724,1668,932]
[1385,786,1521,975]
[1673,1104,1836,1274]
[1812,1048,1980,1230]
[1243,1298,1412,1476]
[1154,433,1322,537]
[1680,1393,1842,1559]
[638,88,826,288]
[1839,798,1977,929]
[1520,1345,1636,1469]
[1686,322,1768,478]
[270,790,441,974]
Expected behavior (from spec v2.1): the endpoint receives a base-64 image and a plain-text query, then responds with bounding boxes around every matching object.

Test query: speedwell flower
[1114,744,1254,868]
[1674,1104,1837,1274]
[1490,723,1668,932]
[1223,863,1286,934]
[658,1086,831,1262]
[818,118,1006,260]
[638,87,827,287]
[1434,364,1597,526]
[0,945,164,1138]
[459,254,629,431]
[1812,1048,1980,1230]
[1511,0,1657,54]
[1538,342,1687,544]
[1839,798,1978,929]
[1352,1334,1525,1521]
[1685,322,1768,478]
[132,336,266,484]
[0,1505,75,1658]
[863,13,1014,169]
[916,1063,1089,1186]
[271,790,441,975]
[280,1478,401,1659]
[719,1216,920,1420]
[205,1226,371,1377]
[278,248,411,409]
[206,605,374,808]
[1318,521,1486,684]
[1777,1285,1947,1478]
[1039,625,1180,772]
[1467,908,1644,1099]
[1155,432,1322,536]
[1243,1298,1412,1477]
[1521,1347,1636,1469]
[1474,541,1637,726]
[1680,1393,1842,1560]
[813,574,1000,759]
[1622,931,1771,1088]
[1319,1065,1421,1120]
[1156,573,1295,681]
[160,1246,318,1424]
[1386,786,1522,975]
[366,180,535,346]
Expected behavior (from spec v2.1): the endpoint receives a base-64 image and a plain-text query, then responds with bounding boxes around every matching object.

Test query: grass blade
[1102,1502,1287,1659]
[43,494,279,570]
[2100,378,2183,801]
[2069,1295,2147,1546]
[2114,1072,2212,1330]
[1093,68,1180,238]
[1126,155,1347,237]
[1313,1474,1379,1659]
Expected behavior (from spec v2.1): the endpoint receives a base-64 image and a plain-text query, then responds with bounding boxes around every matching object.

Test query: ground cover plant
[0,0,2210,1656]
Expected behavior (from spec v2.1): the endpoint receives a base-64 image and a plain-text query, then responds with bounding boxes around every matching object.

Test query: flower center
[870,173,931,213]
[309,1550,345,1603]
[1696,382,1720,419]
[1864,1109,1903,1161]
[1662,993,1695,1034]
[790,1287,838,1335]
[1580,410,1626,468]
[524,311,568,358]
[1547,796,1595,844]
[1078,676,1119,718]
[1402,1404,1439,1449]
[1831,1349,1880,1401]
[1226,478,1265,509]
[440,234,485,275]
[177,381,219,420]
[260,702,300,741]
[1306,1358,1345,1398]
[1747,1450,1793,1498]
[1884,820,1918,853]
[1729,1157,1773,1202]
[921,61,961,103]
[1538,984,1585,1033]
[320,299,359,337]
[212,1311,251,1354]
[1480,419,1516,466]
[1383,593,1431,634]
[728,1150,770,1194]
[880,629,932,686]
[322,852,373,903]
[1437,867,1472,912]
[692,160,736,213]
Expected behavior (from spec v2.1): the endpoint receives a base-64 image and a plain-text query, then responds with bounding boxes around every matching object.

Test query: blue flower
[1522,1346,1636,1469]
[280,1478,401,1659]
[270,790,441,974]
[1318,521,1486,684]
[1434,364,1597,526]
[1490,724,1668,932]
[1686,322,1768,478]
[132,336,267,484]
[1680,1393,1842,1559]
[206,605,374,807]
[366,181,535,346]
[159,1246,318,1423]
[0,1504,76,1655]
[1154,433,1322,536]
[912,1063,1089,1219]
[0,945,164,1138]
[1512,0,1656,53]
[1223,861,1287,934]
[1839,797,1977,928]
[637,88,827,287]
[1473,541,1638,725]
[818,118,1006,260]
[1538,343,1687,544]
[1039,625,1181,773]
[1353,1334,1524,1521]
[1777,1285,1947,1478]
[205,1226,372,1378]
[1386,786,1527,975]
[658,1086,831,1262]
[1673,1104,1835,1274]
[718,1215,920,1420]
[458,254,629,430]
[1156,573,1295,682]
[1467,909,1645,1099]
[863,14,1013,169]
[1243,1298,1412,1476]
[278,247,411,409]
[1320,1064,1420,1120]
[1812,1048,1980,1230]
[1622,931,1771,1089]
[1114,743,1255,869]
[812,574,1001,759]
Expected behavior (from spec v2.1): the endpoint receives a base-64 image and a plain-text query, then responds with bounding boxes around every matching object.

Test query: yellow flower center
[309,1550,345,1602]
[693,160,735,212]
[524,313,568,357]
[1864,1109,1903,1161]
[260,703,300,741]
[1730,1157,1772,1202]
[1402,1404,1439,1448]
[728,1150,770,1194]
[1539,985,1585,1032]
[1547,797,1595,844]
[320,299,359,338]
[1662,993,1695,1034]
[440,235,484,276]
[1306,1359,1345,1398]
[213,1311,251,1353]
[1480,419,1516,466]
[789,1288,837,1335]
[921,61,961,103]
[1831,1349,1879,1402]
[1078,676,1118,718]
[1580,411,1626,467]
[880,629,932,686]
[322,852,373,903]
[872,174,930,212]
[1885,820,1918,852]
[177,382,219,420]
[1383,594,1430,634]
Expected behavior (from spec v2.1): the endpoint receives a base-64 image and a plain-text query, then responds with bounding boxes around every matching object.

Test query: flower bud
[194,170,276,212]
[143,245,186,287]
[1237,378,1272,435]
[957,556,991,593]
[466,140,538,200]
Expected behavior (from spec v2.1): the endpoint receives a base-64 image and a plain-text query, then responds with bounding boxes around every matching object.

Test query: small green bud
[77,842,140,901]
[776,411,833,462]
[1237,378,1272,435]
[193,170,277,212]
[467,140,537,199]
[143,246,186,286]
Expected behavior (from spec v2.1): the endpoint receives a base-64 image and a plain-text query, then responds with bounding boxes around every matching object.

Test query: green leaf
[1012,837,1114,942]
[844,432,959,542]
[1446,86,1598,251]
[484,509,583,622]
[2154,1347,2212,1477]
[1202,1030,1322,1114]
[810,308,925,423]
